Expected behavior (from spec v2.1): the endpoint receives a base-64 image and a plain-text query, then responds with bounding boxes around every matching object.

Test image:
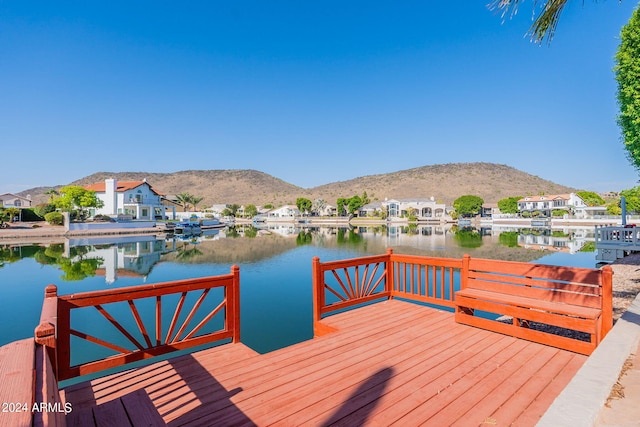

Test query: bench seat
[454,257,613,356]
[457,288,601,320]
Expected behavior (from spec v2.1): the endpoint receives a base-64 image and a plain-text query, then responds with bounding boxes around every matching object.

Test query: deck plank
[120,389,166,426]
[93,398,131,427]
[511,352,586,426]
[275,322,473,415]
[486,348,578,425]
[162,306,450,425]
[284,326,492,427]
[0,338,35,427]
[212,311,460,426]
[449,344,560,426]
[61,300,587,427]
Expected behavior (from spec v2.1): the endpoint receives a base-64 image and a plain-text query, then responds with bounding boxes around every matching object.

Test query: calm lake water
[0,224,599,358]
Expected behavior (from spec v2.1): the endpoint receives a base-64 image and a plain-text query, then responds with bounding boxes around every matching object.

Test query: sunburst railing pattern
[312,250,393,324]
[36,266,240,381]
[312,250,465,334]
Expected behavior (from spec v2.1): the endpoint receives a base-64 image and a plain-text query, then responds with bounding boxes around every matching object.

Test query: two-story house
[0,193,32,209]
[265,205,301,221]
[517,193,587,218]
[359,198,448,221]
[84,179,167,220]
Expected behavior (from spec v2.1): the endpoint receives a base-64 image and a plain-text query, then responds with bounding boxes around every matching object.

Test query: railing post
[231,265,241,343]
[312,257,323,324]
[386,248,394,299]
[461,254,470,290]
[34,285,58,379]
[601,265,614,339]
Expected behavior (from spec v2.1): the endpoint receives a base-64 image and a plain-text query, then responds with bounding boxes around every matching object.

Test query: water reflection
[453,227,483,249]
[0,224,597,283]
[0,224,601,352]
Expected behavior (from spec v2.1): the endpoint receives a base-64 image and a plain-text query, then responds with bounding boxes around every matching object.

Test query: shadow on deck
[63,300,586,426]
[1,253,614,426]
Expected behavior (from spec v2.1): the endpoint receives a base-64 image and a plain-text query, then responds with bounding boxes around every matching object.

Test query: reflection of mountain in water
[162,232,299,264]
[1,225,596,282]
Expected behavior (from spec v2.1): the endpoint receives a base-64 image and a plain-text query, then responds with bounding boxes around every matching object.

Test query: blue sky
[1,1,639,195]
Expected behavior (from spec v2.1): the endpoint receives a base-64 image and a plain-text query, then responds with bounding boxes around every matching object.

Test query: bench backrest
[464,257,611,309]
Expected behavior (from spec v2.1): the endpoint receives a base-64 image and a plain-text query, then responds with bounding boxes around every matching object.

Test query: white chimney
[105,178,117,215]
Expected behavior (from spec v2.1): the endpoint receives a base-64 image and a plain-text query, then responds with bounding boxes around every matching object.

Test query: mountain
[19,163,576,207]
[306,163,576,205]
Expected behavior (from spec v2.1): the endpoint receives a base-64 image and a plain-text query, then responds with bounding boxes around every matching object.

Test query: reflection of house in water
[255,224,300,237]
[355,225,452,249]
[517,229,589,254]
[65,236,176,284]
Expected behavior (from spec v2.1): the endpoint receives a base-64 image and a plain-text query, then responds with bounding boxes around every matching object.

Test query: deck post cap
[44,284,57,297]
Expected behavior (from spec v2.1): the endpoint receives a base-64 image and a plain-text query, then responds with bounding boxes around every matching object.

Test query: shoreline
[0,222,162,244]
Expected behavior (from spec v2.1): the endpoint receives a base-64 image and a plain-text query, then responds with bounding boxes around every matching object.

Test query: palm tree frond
[489,0,571,44]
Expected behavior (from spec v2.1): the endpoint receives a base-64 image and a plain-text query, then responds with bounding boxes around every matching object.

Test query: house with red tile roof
[517,193,587,218]
[84,178,170,220]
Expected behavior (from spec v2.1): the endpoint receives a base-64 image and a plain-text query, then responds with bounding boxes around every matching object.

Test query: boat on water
[200,218,222,229]
[531,217,551,227]
[174,222,202,235]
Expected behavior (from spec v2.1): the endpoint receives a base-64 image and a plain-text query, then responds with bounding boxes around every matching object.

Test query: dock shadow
[320,366,394,426]
[161,353,255,426]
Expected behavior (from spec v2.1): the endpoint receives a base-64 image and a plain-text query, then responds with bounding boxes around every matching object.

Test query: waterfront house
[316,203,336,216]
[203,204,229,217]
[358,201,383,217]
[360,198,448,221]
[518,193,587,218]
[0,193,32,209]
[481,203,500,218]
[85,178,168,220]
[0,193,33,221]
[266,205,301,221]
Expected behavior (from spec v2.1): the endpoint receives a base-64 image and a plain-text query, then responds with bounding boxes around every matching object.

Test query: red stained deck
[62,300,586,426]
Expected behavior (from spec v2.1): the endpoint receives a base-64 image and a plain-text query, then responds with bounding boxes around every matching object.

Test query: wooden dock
[63,300,586,426]
[1,252,611,427]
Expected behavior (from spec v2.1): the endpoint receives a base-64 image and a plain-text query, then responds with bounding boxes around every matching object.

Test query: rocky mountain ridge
[20,162,576,207]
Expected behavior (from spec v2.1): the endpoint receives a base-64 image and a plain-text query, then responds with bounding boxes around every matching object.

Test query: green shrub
[21,208,46,221]
[33,204,56,219]
[44,211,64,226]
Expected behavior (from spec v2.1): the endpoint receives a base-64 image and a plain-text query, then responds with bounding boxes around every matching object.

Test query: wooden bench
[454,256,613,355]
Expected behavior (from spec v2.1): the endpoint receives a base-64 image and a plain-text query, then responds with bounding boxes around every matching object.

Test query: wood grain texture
[0,338,34,427]
[64,300,586,427]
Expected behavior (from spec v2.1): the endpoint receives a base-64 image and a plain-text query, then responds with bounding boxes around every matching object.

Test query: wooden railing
[312,251,613,352]
[35,266,241,381]
[312,249,393,323]
[312,249,464,334]
[390,253,463,308]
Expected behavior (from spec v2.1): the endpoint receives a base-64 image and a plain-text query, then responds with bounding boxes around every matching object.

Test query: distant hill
[19,162,576,207]
[305,163,575,206]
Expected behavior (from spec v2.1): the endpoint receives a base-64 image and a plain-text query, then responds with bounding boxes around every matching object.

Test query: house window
[14,200,21,207]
